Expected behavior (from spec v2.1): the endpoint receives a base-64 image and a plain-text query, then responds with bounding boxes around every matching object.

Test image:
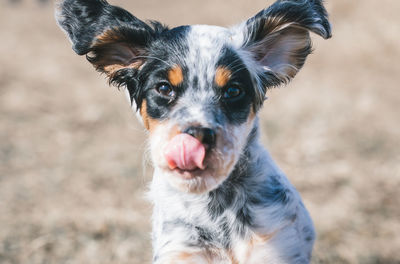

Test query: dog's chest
[152,194,249,246]
[151,189,283,262]
[152,210,283,263]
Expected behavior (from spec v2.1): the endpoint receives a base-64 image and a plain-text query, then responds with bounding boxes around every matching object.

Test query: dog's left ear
[232,0,331,89]
[56,0,167,105]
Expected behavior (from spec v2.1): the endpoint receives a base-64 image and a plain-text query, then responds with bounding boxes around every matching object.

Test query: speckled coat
[56,0,331,262]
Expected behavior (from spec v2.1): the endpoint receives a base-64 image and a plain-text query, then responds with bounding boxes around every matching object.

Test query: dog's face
[57,0,331,193]
[137,25,260,193]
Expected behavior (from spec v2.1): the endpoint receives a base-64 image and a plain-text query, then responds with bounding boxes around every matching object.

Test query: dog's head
[56,0,331,193]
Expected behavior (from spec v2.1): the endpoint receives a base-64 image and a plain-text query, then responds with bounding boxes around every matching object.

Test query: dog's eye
[156,83,175,98]
[223,86,243,99]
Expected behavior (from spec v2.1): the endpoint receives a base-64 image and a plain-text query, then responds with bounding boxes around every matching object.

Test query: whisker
[222,56,243,70]
[230,65,248,76]
[132,55,173,67]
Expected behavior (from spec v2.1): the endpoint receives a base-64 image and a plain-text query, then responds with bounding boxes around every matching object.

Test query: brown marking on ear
[167,65,184,86]
[103,60,143,75]
[258,16,292,36]
[140,100,160,133]
[89,29,146,76]
[215,66,231,87]
[103,64,125,74]
[96,29,122,43]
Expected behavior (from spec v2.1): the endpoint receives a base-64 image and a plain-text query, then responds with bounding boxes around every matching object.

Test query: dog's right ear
[56,0,167,104]
[231,0,331,109]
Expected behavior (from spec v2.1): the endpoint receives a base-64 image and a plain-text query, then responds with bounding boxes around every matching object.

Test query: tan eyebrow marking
[167,65,184,86]
[215,66,232,87]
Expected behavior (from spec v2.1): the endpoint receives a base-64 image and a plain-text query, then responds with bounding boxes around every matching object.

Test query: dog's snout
[183,127,216,149]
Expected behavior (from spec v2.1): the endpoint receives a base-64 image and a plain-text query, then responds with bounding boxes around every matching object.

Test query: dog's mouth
[157,131,236,193]
[163,133,207,171]
[162,133,218,180]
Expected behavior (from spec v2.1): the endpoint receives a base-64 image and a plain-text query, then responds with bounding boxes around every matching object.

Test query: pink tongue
[164,133,206,171]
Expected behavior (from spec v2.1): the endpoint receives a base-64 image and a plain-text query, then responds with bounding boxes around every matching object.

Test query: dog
[56,0,331,263]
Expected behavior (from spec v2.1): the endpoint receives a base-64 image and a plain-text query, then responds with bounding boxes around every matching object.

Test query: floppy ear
[233,0,331,89]
[55,0,167,104]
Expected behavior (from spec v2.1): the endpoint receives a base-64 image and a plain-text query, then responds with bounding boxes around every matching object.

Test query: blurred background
[0,0,399,263]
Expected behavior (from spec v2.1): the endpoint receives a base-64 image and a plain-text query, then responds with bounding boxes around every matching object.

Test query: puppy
[56,0,331,263]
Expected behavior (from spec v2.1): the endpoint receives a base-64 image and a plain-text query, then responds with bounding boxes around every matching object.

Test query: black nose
[183,126,216,149]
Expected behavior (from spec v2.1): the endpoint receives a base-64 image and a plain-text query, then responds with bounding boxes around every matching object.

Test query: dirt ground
[0,0,399,263]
